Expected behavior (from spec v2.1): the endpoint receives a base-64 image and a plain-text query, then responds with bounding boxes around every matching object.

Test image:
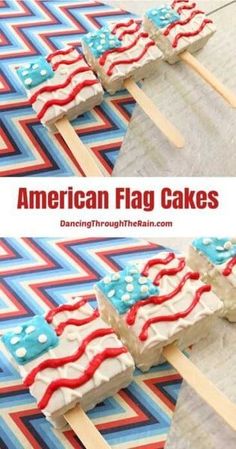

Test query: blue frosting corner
[17,57,54,90]
[192,238,236,265]
[146,6,181,29]
[97,264,159,314]
[2,316,58,365]
[82,26,122,58]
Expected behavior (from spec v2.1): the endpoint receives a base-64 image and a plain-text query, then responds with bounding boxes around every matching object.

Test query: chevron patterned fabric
[0,0,137,176]
[0,237,182,449]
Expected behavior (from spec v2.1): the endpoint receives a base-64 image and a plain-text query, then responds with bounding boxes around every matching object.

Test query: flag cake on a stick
[82,19,185,148]
[17,47,104,176]
[144,1,236,107]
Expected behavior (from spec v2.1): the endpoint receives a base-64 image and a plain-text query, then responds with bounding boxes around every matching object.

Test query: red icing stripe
[99,32,149,66]
[24,328,114,387]
[126,272,200,326]
[55,309,99,336]
[36,79,99,121]
[177,2,196,14]
[112,19,135,34]
[38,347,128,410]
[141,253,175,278]
[46,298,88,323]
[52,54,83,71]
[106,41,155,76]
[139,284,211,341]
[222,257,236,276]
[47,47,75,62]
[119,22,141,39]
[163,10,205,36]
[29,66,91,104]
[154,258,186,285]
[171,19,213,48]
[172,0,189,7]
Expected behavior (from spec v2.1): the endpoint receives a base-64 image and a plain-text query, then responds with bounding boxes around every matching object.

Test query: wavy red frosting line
[163,10,205,36]
[55,309,99,336]
[112,19,135,34]
[30,66,92,104]
[37,79,99,121]
[46,298,88,323]
[99,32,149,66]
[222,257,236,276]
[171,19,213,48]
[126,271,200,326]
[172,0,189,7]
[106,41,155,76]
[52,54,83,71]
[47,47,75,62]
[139,284,211,341]
[153,258,186,285]
[38,347,128,410]
[141,252,175,278]
[177,2,196,14]
[24,327,114,387]
[119,22,141,40]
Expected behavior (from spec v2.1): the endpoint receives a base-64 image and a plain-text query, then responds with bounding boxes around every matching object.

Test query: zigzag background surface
[0,0,137,176]
[0,237,182,449]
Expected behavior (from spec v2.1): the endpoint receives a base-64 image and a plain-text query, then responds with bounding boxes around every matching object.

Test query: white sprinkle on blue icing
[17,57,54,90]
[82,26,122,58]
[146,6,180,29]
[97,264,159,314]
[193,238,236,265]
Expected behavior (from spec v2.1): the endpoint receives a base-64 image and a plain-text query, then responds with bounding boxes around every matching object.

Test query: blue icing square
[17,57,54,90]
[97,264,159,314]
[192,238,236,265]
[2,316,58,365]
[146,6,181,29]
[82,26,122,58]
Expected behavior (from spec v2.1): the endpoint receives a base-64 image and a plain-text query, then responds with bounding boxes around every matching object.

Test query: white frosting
[82,20,162,94]
[27,47,104,131]
[188,245,236,322]
[96,252,222,371]
[17,300,134,428]
[144,2,216,64]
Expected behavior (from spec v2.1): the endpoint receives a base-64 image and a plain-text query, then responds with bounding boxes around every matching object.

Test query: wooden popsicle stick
[163,343,236,431]
[55,118,104,177]
[123,78,185,149]
[180,51,236,108]
[64,405,110,449]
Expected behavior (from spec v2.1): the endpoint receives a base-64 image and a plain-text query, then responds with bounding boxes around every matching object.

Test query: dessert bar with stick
[82,20,185,148]
[17,47,104,176]
[96,251,236,431]
[1,298,134,449]
[143,1,236,107]
[188,238,236,322]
